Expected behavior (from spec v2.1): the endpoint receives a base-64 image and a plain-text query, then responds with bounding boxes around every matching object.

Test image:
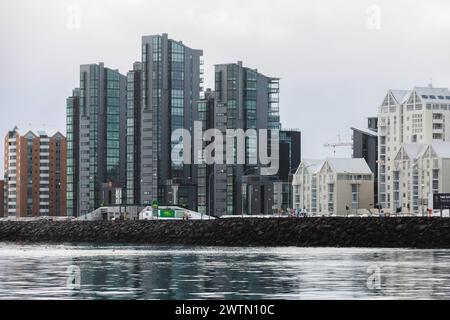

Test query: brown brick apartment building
[0,180,4,217]
[4,127,67,217]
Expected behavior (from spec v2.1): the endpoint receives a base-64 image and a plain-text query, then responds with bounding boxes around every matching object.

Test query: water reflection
[0,244,449,299]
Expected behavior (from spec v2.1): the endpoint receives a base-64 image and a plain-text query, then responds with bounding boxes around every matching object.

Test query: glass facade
[140,34,202,208]
[214,62,282,215]
[152,37,164,203]
[196,100,208,214]
[126,66,141,205]
[169,40,185,175]
[66,90,80,216]
[71,63,126,215]
[105,69,121,183]
[89,64,100,210]
[268,78,281,130]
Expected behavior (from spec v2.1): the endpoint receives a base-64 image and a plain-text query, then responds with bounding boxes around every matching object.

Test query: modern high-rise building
[195,89,228,216]
[66,88,80,217]
[377,85,450,213]
[272,129,302,212]
[125,62,142,206]
[139,34,203,208]
[4,127,67,217]
[200,61,281,216]
[67,63,127,216]
[278,130,302,181]
[351,117,378,205]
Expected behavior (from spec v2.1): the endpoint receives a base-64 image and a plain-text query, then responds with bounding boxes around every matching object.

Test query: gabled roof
[292,159,323,184]
[390,90,410,104]
[325,158,372,175]
[6,126,63,139]
[294,159,323,175]
[302,159,323,174]
[401,143,428,160]
[381,87,450,107]
[431,142,450,159]
[411,87,450,104]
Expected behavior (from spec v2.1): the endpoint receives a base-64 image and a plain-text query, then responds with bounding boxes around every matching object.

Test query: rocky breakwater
[1,217,450,248]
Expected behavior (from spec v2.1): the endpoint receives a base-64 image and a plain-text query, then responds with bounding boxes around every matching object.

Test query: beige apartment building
[292,158,374,216]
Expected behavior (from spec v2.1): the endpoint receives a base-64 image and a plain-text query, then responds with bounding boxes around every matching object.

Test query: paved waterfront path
[0,218,450,248]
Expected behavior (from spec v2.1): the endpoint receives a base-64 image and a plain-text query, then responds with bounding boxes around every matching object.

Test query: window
[328,184,334,212]
[351,184,358,209]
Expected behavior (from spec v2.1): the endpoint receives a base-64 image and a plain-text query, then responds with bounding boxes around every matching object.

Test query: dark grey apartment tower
[140,34,203,208]
[351,117,378,205]
[211,61,281,216]
[196,89,228,216]
[279,130,301,181]
[278,129,302,210]
[66,89,80,217]
[67,63,127,216]
[126,62,142,205]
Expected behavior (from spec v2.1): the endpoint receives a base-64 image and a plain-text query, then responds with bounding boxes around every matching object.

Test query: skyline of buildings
[3,32,450,217]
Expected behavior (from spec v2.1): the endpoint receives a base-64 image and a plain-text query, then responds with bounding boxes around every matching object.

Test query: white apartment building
[292,158,374,216]
[392,142,450,214]
[378,86,450,213]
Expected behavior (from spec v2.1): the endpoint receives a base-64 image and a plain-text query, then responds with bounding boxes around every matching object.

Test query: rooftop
[325,158,373,175]
[351,127,377,137]
[6,125,64,139]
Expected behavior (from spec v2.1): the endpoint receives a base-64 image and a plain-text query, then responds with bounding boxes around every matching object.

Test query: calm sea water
[0,243,449,300]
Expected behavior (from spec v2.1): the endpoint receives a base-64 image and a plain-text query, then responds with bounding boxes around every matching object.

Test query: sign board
[159,209,175,218]
[433,193,450,210]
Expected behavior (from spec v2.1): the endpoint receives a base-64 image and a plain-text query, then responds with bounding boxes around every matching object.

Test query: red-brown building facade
[4,127,67,217]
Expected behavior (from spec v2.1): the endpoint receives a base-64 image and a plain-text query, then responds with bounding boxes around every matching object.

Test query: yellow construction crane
[324,135,353,156]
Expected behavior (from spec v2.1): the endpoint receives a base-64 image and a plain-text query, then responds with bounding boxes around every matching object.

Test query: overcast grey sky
[1,0,450,176]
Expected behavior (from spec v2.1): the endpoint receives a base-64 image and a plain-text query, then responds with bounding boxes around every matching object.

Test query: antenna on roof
[428,78,433,88]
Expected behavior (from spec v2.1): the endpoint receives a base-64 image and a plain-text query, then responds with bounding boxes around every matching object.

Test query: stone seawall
[1,218,450,248]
